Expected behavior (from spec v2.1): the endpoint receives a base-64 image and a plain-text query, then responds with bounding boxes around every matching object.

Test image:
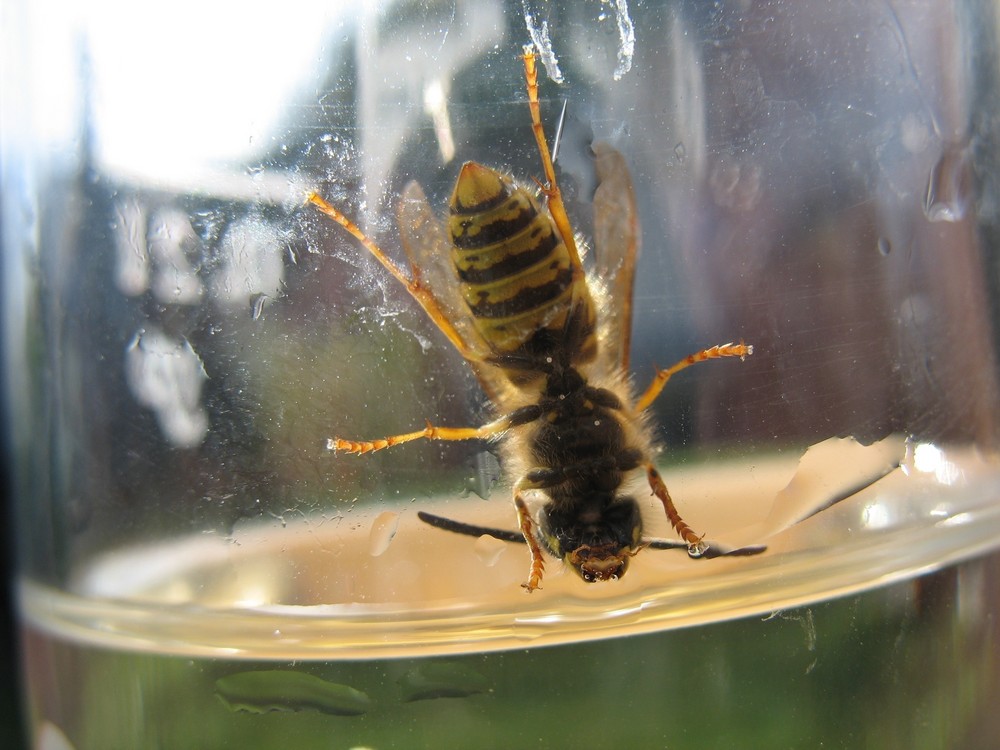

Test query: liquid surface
[22,550,1000,750]
[20,441,1000,659]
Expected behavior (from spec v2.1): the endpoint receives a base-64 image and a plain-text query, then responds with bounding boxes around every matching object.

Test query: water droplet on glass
[462,451,501,500]
[673,142,686,163]
[876,237,891,256]
[708,160,762,211]
[368,511,400,557]
[473,534,507,567]
[923,144,971,223]
[250,293,268,320]
[398,662,490,702]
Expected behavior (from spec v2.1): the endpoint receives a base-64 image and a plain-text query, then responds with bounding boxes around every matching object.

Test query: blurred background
[4,0,1000,747]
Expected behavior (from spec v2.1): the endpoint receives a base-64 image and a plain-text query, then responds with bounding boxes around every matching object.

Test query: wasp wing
[591,142,640,373]
[396,182,511,403]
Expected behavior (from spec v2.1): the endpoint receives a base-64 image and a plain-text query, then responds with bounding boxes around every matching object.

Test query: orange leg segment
[646,463,708,556]
[307,192,479,361]
[521,49,585,286]
[514,491,547,592]
[329,412,523,455]
[634,341,753,413]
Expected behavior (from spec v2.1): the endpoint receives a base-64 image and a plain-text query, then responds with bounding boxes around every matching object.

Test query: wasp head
[566,543,633,583]
[542,495,642,583]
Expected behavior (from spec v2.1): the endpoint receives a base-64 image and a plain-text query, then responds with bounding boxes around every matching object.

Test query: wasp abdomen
[448,162,588,356]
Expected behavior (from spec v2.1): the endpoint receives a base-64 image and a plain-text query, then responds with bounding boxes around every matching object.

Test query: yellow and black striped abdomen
[448,162,592,357]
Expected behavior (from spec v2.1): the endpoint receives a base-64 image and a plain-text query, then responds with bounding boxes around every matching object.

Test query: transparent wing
[396,181,510,403]
[591,142,640,372]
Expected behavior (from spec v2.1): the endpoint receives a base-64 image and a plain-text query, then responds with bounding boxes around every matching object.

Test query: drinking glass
[4,1,1000,747]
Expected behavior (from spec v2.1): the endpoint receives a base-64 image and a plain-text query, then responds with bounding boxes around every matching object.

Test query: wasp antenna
[418,511,526,544]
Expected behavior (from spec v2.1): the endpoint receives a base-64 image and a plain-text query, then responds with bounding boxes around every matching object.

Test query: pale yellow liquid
[18,445,1000,748]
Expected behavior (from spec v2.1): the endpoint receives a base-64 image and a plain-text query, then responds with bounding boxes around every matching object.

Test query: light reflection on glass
[912,442,963,486]
[861,500,892,530]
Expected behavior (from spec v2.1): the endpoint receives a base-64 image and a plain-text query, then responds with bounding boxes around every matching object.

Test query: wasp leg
[331,403,543,455]
[634,341,753,413]
[521,49,585,287]
[645,463,708,556]
[307,192,481,361]
[514,490,547,592]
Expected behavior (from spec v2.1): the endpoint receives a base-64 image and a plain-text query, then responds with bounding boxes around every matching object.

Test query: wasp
[308,49,755,591]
